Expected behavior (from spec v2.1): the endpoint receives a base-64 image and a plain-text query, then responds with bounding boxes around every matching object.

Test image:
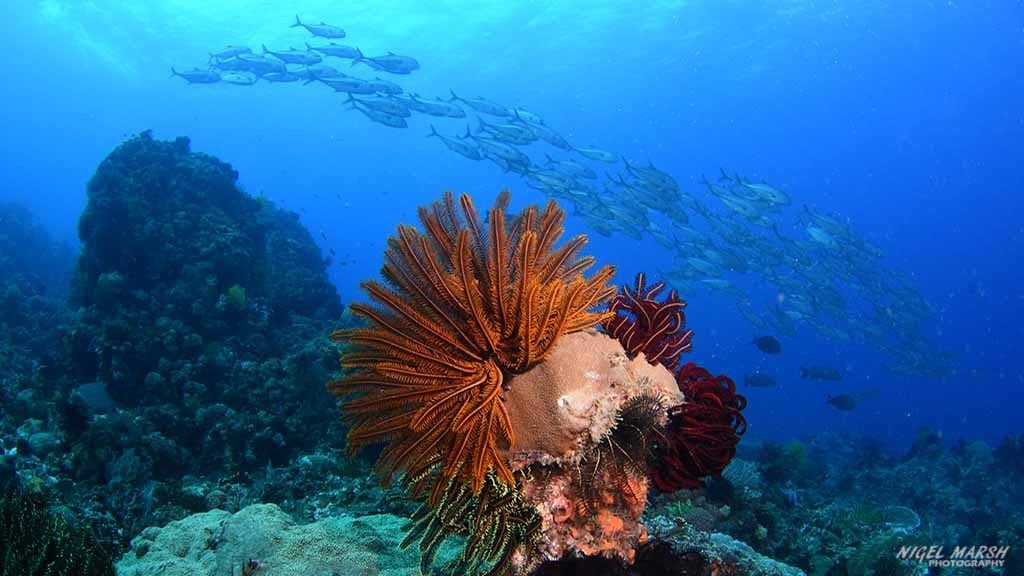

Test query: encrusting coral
[331,191,745,575]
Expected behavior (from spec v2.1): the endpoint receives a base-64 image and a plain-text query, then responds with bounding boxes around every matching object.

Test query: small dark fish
[827,394,857,411]
[752,335,782,354]
[744,373,777,388]
[801,365,843,381]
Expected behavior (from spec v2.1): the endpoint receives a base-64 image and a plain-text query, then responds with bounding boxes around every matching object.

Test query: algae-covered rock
[116,504,450,576]
[65,131,344,482]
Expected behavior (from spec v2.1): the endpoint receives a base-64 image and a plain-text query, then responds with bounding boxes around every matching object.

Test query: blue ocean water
[1,0,1020,450]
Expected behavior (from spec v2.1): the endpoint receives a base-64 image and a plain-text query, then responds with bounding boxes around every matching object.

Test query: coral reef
[65,131,341,474]
[0,133,347,556]
[645,430,1024,575]
[0,202,74,423]
[115,503,456,576]
[0,484,114,576]
[332,192,746,575]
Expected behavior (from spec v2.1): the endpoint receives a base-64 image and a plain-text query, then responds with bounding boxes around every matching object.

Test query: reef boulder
[116,504,455,576]
[64,131,343,484]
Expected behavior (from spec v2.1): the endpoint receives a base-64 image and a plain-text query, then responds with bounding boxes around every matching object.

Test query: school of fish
[171,15,953,379]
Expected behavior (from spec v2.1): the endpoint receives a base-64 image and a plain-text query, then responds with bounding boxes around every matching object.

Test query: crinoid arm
[330,191,615,575]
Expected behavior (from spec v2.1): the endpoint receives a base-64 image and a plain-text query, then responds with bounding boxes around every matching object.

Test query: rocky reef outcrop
[1,132,349,554]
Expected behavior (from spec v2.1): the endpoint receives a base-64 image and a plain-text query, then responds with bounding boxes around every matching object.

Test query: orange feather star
[330,191,615,501]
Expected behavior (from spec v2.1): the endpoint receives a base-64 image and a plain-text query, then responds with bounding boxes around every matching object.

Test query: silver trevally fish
[346,94,410,118]
[522,119,572,149]
[739,179,791,206]
[236,53,286,74]
[427,125,481,160]
[221,71,258,85]
[319,76,376,94]
[449,90,510,117]
[352,49,420,74]
[686,256,720,276]
[544,155,596,179]
[209,45,251,62]
[307,42,360,59]
[366,77,403,95]
[401,94,464,118]
[291,15,346,39]
[477,117,536,145]
[262,71,303,83]
[530,169,577,189]
[806,225,836,246]
[348,99,407,128]
[209,57,250,71]
[717,192,763,220]
[574,146,617,163]
[298,63,343,82]
[468,133,530,166]
[479,147,530,174]
[626,159,679,190]
[262,44,322,66]
[171,67,219,84]
[510,107,544,125]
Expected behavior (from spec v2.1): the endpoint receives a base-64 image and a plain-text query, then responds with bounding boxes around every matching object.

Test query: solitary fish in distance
[753,335,782,354]
[827,394,857,411]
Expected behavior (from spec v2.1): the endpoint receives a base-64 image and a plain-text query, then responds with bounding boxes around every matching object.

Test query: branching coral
[652,362,748,492]
[603,272,693,370]
[330,191,616,573]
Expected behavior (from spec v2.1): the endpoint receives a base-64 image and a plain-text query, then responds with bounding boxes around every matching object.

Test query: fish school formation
[171,14,952,380]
